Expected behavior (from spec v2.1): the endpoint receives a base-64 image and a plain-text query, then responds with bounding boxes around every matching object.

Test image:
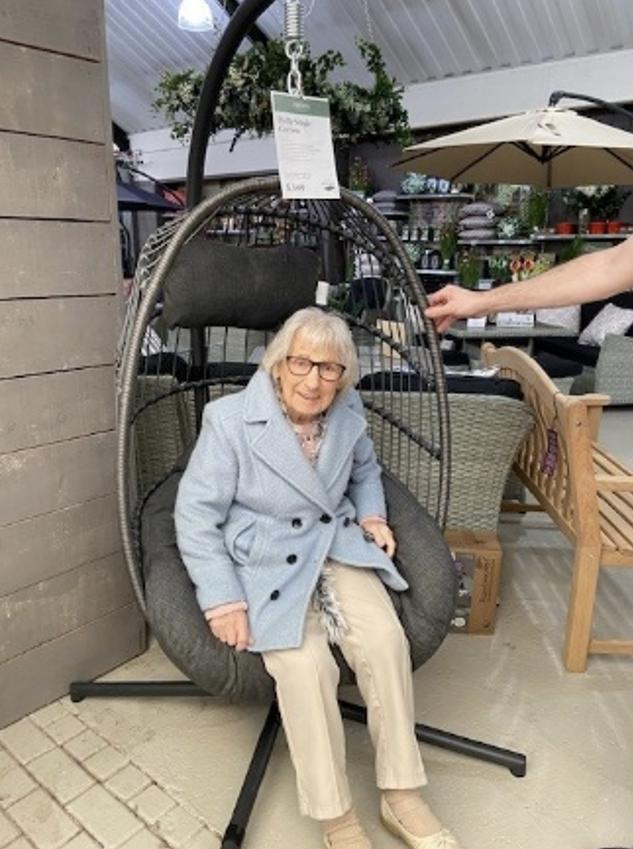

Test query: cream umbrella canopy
[395,107,633,187]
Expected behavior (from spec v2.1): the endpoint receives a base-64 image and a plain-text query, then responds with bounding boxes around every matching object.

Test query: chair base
[69,680,527,848]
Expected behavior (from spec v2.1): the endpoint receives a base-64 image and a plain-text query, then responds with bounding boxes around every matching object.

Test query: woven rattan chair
[70,177,525,847]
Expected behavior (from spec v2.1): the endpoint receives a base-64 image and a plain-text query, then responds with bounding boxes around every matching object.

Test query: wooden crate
[444,530,502,634]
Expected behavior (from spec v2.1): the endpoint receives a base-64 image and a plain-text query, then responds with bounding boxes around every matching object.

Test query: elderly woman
[175,308,459,849]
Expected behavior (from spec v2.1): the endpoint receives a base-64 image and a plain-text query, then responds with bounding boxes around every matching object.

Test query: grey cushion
[140,460,456,702]
[162,241,320,330]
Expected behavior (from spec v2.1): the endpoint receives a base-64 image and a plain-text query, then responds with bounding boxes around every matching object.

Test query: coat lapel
[317,389,367,489]
[244,371,333,513]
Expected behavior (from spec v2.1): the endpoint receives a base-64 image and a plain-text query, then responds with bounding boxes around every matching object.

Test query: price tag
[271,91,340,200]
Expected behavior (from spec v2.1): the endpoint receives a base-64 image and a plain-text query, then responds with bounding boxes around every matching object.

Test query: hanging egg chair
[73,3,526,846]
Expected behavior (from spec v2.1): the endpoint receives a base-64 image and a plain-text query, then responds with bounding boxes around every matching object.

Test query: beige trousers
[262,561,427,820]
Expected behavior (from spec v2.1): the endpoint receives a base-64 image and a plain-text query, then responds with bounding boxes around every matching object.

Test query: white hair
[261,307,359,390]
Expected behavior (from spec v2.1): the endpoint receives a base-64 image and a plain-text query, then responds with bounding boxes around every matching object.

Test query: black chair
[72,178,526,849]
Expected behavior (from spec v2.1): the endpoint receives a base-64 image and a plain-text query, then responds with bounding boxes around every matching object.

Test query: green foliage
[348,155,370,192]
[524,189,549,231]
[557,236,585,264]
[564,185,622,221]
[457,249,482,289]
[152,38,411,147]
[438,221,458,263]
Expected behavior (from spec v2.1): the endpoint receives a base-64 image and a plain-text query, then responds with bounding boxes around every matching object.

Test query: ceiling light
[178,0,214,32]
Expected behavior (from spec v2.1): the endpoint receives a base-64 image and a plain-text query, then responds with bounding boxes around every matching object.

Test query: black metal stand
[70,679,526,848]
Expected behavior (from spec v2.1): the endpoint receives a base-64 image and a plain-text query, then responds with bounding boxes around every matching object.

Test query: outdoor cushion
[578,303,633,347]
[580,292,633,332]
[534,337,600,368]
[535,305,581,332]
[534,352,583,378]
[458,228,497,240]
[459,215,498,229]
[161,241,319,330]
[140,455,457,701]
[359,371,522,399]
[139,355,258,384]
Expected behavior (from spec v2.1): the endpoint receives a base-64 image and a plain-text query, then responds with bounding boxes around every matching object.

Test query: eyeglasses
[286,356,346,382]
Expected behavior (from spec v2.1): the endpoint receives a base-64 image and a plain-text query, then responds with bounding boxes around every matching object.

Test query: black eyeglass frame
[285,356,346,382]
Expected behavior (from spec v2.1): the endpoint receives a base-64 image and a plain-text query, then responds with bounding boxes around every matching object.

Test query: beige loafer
[380,796,461,849]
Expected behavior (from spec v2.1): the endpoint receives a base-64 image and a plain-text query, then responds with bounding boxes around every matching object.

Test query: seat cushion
[359,370,522,399]
[580,292,633,335]
[140,460,457,701]
[162,241,319,330]
[535,337,600,368]
[533,352,583,378]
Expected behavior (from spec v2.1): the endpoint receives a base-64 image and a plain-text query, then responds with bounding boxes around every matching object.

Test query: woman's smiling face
[275,329,344,423]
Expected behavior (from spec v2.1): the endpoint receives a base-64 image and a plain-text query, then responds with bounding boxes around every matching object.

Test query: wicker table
[445,320,577,357]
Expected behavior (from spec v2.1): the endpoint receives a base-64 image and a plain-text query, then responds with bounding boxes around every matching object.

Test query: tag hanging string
[284,0,305,97]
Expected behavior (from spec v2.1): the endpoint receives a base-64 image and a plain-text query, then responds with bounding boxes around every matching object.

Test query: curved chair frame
[72,2,527,843]
[116,177,450,616]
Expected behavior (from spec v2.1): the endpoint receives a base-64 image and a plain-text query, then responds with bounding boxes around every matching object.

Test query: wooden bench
[482,343,633,672]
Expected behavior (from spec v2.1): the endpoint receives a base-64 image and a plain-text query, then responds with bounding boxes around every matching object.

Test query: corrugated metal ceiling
[105,0,633,134]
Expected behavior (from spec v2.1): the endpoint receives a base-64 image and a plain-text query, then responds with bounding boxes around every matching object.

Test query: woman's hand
[360,518,396,558]
[424,285,488,333]
[209,610,252,652]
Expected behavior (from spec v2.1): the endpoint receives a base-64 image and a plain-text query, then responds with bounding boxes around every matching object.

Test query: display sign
[271,92,340,200]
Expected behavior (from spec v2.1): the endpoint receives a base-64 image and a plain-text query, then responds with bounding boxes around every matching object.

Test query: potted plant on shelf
[457,249,482,289]
[348,155,370,198]
[438,220,458,269]
[565,185,622,234]
[523,187,549,232]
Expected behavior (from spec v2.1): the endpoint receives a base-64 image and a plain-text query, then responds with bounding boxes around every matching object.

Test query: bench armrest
[594,474,633,492]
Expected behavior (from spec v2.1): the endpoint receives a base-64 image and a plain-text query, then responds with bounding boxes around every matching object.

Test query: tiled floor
[1,409,632,849]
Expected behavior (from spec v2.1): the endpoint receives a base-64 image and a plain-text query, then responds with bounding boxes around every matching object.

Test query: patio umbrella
[395,107,633,187]
[116,181,183,212]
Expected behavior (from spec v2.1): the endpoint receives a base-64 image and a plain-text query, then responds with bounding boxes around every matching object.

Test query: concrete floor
[1,409,632,849]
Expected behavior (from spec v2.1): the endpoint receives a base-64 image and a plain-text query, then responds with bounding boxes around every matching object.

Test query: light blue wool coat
[174,369,408,652]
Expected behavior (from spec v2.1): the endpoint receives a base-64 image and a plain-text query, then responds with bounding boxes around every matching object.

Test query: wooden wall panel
[1,553,134,664]
[0,221,119,299]
[0,496,119,597]
[0,605,146,729]
[0,433,115,527]
[0,0,102,60]
[0,43,104,142]
[0,298,116,379]
[0,133,110,221]
[0,366,115,454]
[0,0,145,726]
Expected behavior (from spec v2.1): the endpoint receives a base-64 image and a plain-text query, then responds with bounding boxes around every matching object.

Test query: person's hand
[209,610,252,652]
[360,519,396,558]
[425,285,487,334]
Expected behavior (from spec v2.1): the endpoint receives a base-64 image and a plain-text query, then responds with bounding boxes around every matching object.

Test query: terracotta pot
[607,220,622,233]
[555,221,574,235]
[588,221,607,234]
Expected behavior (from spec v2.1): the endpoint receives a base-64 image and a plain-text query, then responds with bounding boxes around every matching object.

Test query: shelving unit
[395,193,475,202]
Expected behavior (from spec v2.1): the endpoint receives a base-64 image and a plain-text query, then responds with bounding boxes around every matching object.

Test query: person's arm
[425,235,633,333]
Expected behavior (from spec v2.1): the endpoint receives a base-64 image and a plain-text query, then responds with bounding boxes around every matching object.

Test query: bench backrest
[482,343,610,549]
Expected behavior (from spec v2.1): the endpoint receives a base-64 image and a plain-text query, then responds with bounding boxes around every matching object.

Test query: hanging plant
[152,38,411,148]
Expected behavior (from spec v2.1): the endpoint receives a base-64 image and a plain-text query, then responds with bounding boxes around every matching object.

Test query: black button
[320,514,332,523]
[286,554,297,564]
[291,518,302,529]
[343,517,351,527]
[270,589,280,601]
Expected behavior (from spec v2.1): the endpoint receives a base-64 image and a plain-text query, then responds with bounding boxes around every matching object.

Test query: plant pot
[555,221,575,235]
[607,220,622,234]
[588,221,607,234]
